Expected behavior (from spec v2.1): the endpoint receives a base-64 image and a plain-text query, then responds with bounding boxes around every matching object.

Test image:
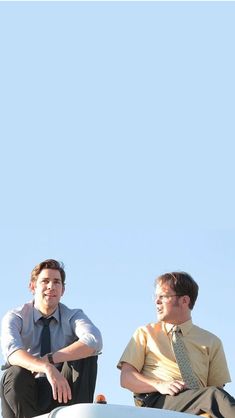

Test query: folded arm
[51,340,96,363]
[120,362,186,396]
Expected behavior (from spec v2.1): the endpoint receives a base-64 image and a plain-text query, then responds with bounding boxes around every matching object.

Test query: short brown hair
[155,271,199,310]
[30,259,66,286]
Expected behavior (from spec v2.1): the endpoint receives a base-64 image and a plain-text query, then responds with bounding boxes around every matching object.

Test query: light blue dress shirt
[1,301,103,365]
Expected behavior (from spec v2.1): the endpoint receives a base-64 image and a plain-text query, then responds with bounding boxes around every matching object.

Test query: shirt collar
[33,304,60,324]
[163,319,193,336]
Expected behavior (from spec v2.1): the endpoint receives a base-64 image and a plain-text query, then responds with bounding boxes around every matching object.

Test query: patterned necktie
[40,317,53,356]
[171,325,200,389]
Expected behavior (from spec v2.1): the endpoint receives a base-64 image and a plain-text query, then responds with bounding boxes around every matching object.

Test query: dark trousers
[139,387,235,418]
[0,356,97,418]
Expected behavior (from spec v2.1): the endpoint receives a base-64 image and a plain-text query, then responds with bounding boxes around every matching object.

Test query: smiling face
[155,282,191,325]
[30,268,65,316]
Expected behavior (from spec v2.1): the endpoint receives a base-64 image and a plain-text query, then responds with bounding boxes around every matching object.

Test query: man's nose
[47,281,54,289]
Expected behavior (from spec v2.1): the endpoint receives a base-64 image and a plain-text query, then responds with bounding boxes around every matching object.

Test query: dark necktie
[171,325,201,389]
[40,317,53,357]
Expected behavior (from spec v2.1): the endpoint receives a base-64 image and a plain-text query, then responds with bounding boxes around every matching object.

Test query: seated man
[0,259,103,418]
[117,271,235,418]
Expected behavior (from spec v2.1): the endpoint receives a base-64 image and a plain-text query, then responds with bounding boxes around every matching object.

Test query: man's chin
[44,296,59,305]
[42,300,58,312]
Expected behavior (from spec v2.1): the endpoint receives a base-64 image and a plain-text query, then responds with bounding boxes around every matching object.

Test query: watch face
[48,353,54,364]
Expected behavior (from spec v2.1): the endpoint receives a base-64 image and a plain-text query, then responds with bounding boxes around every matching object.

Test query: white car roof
[35,402,193,418]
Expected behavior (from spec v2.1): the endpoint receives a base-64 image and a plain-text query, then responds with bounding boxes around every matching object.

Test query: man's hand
[45,364,72,403]
[9,349,72,403]
[156,379,187,396]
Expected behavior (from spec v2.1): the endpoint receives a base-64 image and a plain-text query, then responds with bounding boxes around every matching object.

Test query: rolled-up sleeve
[70,309,103,355]
[1,311,24,362]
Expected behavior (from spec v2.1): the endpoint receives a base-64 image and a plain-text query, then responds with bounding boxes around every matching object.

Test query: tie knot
[172,325,181,334]
[40,317,53,327]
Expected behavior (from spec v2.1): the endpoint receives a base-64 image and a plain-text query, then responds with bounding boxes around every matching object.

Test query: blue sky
[0,1,235,413]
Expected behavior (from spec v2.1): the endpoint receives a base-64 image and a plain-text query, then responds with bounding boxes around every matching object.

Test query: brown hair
[155,271,199,310]
[30,259,66,286]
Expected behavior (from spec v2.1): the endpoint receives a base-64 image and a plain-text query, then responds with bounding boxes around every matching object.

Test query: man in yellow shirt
[117,272,235,417]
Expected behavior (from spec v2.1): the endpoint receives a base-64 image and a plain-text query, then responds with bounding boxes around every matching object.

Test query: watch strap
[47,352,55,365]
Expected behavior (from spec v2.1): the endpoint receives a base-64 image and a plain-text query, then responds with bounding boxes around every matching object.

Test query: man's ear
[61,286,65,296]
[29,281,36,294]
[182,295,190,307]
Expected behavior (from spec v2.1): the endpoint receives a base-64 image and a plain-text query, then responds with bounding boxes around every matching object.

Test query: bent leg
[61,356,98,404]
[0,366,40,418]
[0,375,15,418]
[151,387,235,418]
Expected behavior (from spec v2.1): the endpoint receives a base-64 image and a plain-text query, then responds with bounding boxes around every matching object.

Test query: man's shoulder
[3,301,34,319]
[145,321,162,331]
[58,302,84,318]
[192,323,221,343]
[135,322,162,335]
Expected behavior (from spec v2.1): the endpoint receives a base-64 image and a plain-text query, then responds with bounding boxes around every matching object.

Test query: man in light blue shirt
[0,259,103,418]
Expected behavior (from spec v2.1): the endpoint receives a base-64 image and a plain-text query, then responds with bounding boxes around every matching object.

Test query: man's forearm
[121,368,160,393]
[8,349,50,374]
[52,340,95,364]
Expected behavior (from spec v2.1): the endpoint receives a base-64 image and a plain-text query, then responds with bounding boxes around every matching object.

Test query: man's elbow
[92,336,102,355]
[8,348,22,366]
[81,332,103,355]
[120,372,129,389]
[96,335,103,353]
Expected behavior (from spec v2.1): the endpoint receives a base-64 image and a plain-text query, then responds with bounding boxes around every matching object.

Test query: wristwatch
[47,352,55,365]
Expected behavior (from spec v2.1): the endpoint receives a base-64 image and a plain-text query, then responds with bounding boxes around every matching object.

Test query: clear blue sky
[0,1,235,414]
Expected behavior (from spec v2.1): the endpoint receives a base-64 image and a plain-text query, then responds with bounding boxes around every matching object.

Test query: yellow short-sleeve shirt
[117,320,231,388]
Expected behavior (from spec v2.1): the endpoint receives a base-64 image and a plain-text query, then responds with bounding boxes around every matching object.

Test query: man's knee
[62,356,98,404]
[203,386,235,410]
[213,386,235,403]
[2,366,34,396]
